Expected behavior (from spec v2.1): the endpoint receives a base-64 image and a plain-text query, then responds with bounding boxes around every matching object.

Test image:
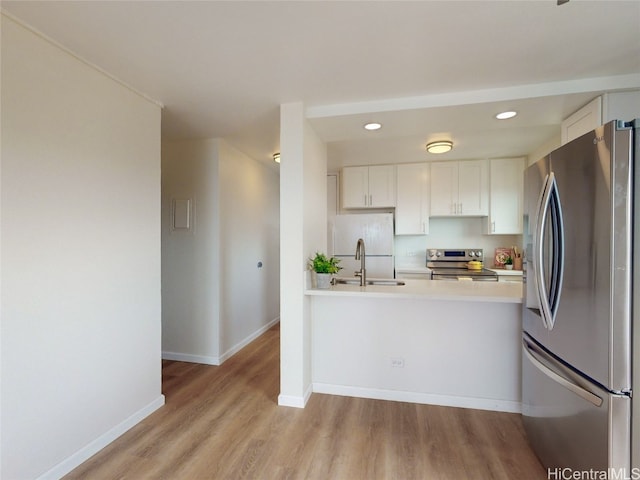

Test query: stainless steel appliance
[427,248,498,281]
[332,214,394,278]
[522,119,638,474]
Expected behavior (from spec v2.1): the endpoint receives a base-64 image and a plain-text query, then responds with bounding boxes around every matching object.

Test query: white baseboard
[162,351,220,365]
[162,317,280,366]
[37,395,165,480]
[278,383,313,409]
[312,383,521,414]
[219,317,280,363]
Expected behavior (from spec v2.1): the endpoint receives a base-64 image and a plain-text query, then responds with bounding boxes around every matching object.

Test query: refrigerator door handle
[534,172,565,330]
[531,175,549,329]
[523,338,603,407]
[533,173,552,329]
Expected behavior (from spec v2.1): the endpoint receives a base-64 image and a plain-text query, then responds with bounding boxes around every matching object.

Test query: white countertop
[306,278,522,303]
[488,268,523,276]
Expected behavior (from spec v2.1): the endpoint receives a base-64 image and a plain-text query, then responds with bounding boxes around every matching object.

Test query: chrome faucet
[354,238,366,286]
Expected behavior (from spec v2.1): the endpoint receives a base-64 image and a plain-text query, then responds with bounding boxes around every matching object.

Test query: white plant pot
[315,273,333,289]
[505,264,513,270]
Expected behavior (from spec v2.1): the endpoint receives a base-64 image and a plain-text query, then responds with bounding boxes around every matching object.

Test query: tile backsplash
[394,217,522,269]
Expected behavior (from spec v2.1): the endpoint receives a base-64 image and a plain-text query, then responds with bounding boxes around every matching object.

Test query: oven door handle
[431,272,498,281]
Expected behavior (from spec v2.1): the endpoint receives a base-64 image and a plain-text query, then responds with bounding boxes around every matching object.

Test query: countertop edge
[305,283,523,304]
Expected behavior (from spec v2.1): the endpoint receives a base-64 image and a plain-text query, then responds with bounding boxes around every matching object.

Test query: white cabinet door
[561,96,602,145]
[396,163,429,235]
[342,166,369,208]
[458,160,488,216]
[342,165,395,209]
[487,158,524,234]
[430,162,458,215]
[368,165,396,207]
[430,160,487,216]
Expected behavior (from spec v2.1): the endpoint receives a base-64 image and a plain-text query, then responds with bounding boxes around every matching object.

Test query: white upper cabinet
[429,162,458,216]
[561,96,602,145]
[342,165,395,209]
[487,157,524,235]
[430,160,488,216]
[561,91,640,145]
[342,166,368,208]
[395,163,429,235]
[458,161,488,216]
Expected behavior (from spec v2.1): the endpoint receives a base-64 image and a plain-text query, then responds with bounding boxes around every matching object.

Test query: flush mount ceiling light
[273,152,280,163]
[364,122,382,131]
[426,140,453,154]
[496,111,517,120]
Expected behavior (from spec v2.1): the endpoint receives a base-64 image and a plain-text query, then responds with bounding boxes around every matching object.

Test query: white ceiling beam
[305,74,640,119]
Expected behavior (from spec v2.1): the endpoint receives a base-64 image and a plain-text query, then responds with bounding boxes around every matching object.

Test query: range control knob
[436,251,441,257]
[468,251,476,258]
[475,250,483,257]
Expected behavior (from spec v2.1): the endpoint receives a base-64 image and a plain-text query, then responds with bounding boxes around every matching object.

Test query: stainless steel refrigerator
[331,213,394,278]
[522,119,638,474]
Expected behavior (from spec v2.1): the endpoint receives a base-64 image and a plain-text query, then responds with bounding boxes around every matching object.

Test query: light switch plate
[172,198,191,231]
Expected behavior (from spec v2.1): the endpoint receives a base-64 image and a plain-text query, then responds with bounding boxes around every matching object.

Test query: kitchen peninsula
[306,279,523,413]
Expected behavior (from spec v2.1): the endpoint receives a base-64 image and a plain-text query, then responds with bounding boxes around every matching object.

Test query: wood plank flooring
[64,323,547,479]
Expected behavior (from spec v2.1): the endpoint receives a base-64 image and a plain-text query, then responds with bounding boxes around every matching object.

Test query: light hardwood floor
[64,323,547,479]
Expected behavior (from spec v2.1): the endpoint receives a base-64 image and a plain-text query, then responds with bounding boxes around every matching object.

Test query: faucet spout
[354,238,366,286]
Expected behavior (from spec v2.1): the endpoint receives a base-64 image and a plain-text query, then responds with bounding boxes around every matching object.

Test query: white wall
[161,139,221,362]
[161,138,280,365]
[218,140,280,356]
[1,14,163,480]
[527,133,560,166]
[279,102,327,407]
[395,218,522,269]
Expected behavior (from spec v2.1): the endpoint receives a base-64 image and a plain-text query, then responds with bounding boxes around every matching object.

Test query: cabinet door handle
[492,221,496,233]
[364,194,367,206]
[459,203,463,215]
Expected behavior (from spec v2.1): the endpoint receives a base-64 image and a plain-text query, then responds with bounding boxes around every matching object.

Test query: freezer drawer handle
[523,340,603,407]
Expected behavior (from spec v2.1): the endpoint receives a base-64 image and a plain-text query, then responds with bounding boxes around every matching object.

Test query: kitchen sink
[332,277,405,286]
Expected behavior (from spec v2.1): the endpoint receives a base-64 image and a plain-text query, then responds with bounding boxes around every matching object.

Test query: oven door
[431,272,466,281]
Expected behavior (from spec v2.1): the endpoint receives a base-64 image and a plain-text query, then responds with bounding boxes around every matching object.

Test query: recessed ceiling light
[364,122,382,131]
[496,111,517,120]
[273,152,280,163]
[426,140,453,154]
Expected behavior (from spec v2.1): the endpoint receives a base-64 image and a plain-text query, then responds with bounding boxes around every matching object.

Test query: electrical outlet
[390,357,405,368]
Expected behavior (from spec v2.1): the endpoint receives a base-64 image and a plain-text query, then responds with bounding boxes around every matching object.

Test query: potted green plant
[308,252,341,289]
[504,255,514,270]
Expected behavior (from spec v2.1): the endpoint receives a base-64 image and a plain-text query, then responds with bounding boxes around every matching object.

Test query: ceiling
[2,1,639,171]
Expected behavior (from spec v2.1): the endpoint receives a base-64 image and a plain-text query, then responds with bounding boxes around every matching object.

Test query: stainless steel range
[427,248,498,281]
